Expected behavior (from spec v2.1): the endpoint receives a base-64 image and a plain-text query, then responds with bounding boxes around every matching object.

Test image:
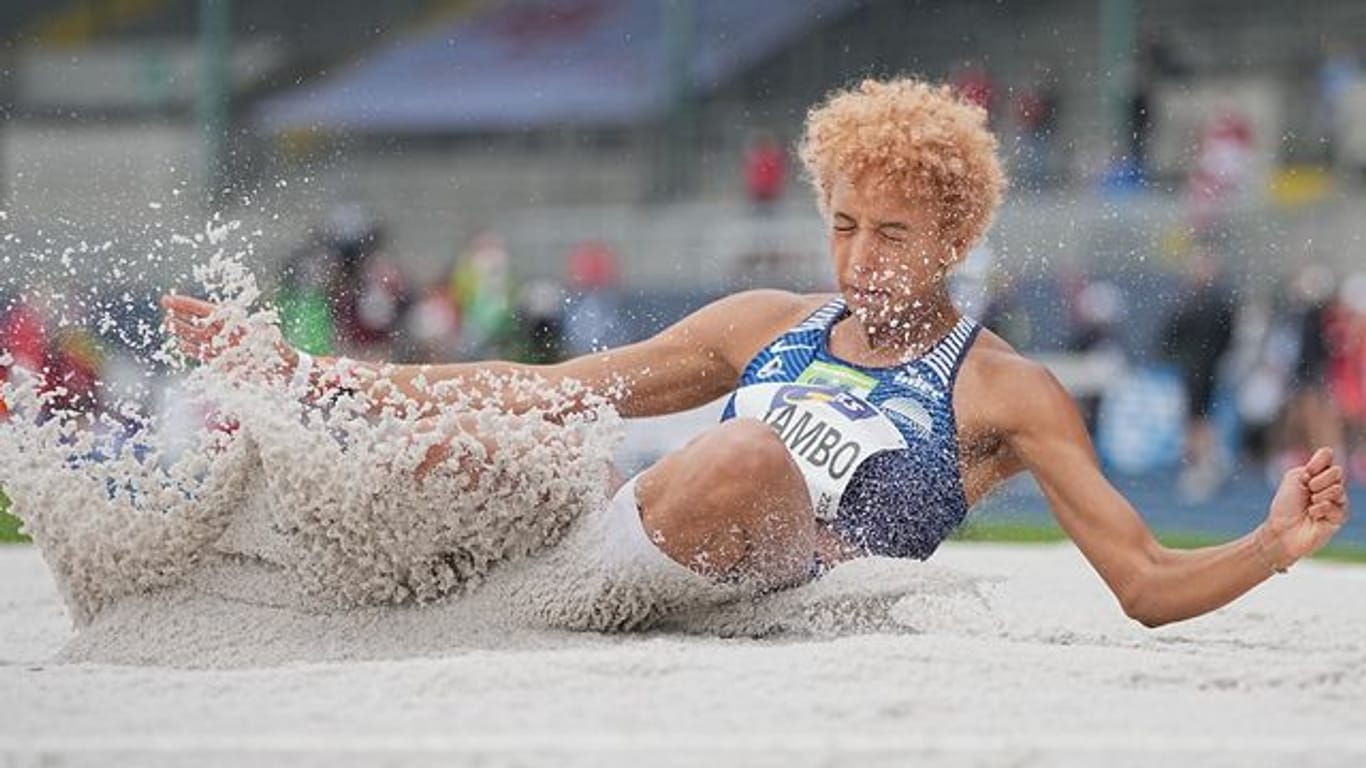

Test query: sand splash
[0,223,625,627]
[0,221,999,667]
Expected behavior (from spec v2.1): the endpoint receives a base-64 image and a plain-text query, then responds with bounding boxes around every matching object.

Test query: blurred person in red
[1327,273,1366,484]
[563,240,625,356]
[950,60,994,112]
[1186,109,1255,236]
[743,131,787,213]
[0,294,49,420]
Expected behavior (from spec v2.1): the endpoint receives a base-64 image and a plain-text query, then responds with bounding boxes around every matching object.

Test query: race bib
[725,383,907,519]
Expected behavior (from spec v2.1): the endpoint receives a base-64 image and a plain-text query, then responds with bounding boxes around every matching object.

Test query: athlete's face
[827,176,955,322]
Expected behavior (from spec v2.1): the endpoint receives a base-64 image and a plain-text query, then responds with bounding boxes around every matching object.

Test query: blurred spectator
[1273,265,1345,474]
[43,326,104,418]
[1011,69,1060,189]
[1159,250,1236,500]
[1186,109,1256,236]
[949,243,995,318]
[981,276,1032,352]
[950,61,995,113]
[1141,27,1193,80]
[1328,272,1366,484]
[405,282,462,364]
[328,206,410,359]
[513,280,567,365]
[1066,279,1127,433]
[563,241,626,356]
[1129,28,1192,180]
[1225,290,1293,466]
[277,235,338,356]
[452,231,515,360]
[0,294,48,420]
[1127,83,1152,181]
[743,131,786,213]
[1315,40,1360,165]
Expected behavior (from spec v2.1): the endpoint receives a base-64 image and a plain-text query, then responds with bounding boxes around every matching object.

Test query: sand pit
[2,243,1363,766]
[2,540,1364,766]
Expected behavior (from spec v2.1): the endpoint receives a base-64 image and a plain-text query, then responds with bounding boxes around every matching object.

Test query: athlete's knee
[697,417,795,487]
[634,418,803,573]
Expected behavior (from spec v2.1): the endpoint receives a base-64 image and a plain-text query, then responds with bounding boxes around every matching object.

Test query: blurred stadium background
[1,0,1365,541]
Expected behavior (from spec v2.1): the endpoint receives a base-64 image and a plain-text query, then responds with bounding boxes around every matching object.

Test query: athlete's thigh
[632,418,817,582]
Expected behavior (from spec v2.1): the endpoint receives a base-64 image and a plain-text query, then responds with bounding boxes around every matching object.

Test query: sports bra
[720,296,982,559]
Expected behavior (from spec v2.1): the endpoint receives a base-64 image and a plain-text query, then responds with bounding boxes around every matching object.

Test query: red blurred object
[1326,303,1366,421]
[567,241,620,290]
[744,137,786,204]
[0,300,49,419]
[951,64,994,111]
[1,301,47,370]
[1186,110,1255,232]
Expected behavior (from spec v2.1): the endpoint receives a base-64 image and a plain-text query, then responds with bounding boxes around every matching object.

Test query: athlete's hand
[160,294,299,372]
[1263,447,1351,568]
[161,294,233,362]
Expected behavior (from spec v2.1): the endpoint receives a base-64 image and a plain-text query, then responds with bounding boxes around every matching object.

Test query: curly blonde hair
[798,77,1006,255]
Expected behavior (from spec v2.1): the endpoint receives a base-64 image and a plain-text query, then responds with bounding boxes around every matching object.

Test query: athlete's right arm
[161,290,804,420]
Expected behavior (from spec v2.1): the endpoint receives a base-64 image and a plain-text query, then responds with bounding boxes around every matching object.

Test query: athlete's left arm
[1002,363,1350,628]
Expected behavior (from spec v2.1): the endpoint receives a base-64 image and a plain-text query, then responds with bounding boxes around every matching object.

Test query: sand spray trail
[0,219,1011,666]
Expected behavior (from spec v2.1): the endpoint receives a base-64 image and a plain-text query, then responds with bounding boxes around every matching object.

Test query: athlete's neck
[840,286,960,364]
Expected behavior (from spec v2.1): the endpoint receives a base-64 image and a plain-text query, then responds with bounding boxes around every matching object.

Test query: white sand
[2,246,1363,765]
[2,541,1364,767]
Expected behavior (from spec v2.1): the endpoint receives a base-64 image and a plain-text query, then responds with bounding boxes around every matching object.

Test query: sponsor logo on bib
[796,361,877,396]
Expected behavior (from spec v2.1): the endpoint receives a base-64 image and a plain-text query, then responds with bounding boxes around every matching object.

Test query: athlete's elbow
[1123,602,1171,629]
[1114,567,1172,628]
[1116,587,1164,628]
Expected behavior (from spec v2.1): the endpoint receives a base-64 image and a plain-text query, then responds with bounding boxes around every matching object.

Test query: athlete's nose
[843,231,879,285]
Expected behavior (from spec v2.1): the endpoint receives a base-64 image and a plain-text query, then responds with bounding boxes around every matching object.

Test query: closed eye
[877,225,909,243]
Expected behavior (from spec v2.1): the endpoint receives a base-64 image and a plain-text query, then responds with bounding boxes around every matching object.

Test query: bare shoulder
[696,289,824,325]
[687,289,829,358]
[958,329,1078,438]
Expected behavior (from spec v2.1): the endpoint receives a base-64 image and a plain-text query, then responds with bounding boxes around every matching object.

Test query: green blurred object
[0,489,27,544]
[278,288,336,355]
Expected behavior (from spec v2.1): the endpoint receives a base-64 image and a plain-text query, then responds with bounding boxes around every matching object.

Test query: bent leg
[634,418,824,589]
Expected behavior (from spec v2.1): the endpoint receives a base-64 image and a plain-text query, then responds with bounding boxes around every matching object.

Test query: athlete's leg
[412,413,846,591]
[633,417,835,588]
